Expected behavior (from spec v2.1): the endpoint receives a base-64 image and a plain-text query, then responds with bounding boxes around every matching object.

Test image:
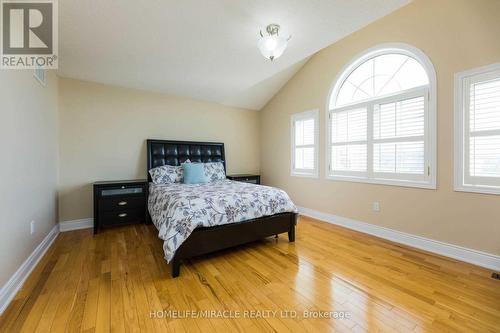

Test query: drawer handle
[118,213,128,218]
[118,201,128,206]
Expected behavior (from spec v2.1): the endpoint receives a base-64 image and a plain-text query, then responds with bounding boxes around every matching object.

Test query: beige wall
[260,0,500,255]
[0,70,59,287]
[58,78,260,222]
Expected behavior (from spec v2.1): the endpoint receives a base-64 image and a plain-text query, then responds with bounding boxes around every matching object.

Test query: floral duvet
[148,179,297,262]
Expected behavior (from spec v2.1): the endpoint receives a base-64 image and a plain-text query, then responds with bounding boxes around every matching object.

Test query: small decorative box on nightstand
[226,174,260,185]
[93,179,148,234]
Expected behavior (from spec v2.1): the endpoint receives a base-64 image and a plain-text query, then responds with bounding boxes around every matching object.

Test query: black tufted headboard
[146,139,225,182]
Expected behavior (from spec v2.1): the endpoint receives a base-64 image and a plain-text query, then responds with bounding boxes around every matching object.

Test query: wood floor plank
[1,217,499,333]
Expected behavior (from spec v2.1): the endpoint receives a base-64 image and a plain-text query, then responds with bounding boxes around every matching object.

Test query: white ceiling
[58,0,411,110]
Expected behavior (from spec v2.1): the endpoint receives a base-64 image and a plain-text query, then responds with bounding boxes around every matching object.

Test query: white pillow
[149,165,183,184]
[203,162,226,182]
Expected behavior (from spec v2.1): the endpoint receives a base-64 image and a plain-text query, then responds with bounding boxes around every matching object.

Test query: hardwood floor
[1,216,499,332]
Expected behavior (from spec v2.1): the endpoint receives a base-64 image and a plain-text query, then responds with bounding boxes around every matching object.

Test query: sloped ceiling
[58,0,411,110]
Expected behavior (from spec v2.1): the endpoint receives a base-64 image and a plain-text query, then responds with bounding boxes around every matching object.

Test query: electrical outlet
[30,220,35,235]
[372,202,380,212]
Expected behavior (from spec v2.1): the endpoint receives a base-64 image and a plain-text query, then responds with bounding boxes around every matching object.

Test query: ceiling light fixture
[258,24,291,61]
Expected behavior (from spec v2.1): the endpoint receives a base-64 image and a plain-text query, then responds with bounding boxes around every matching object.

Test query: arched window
[326,44,436,188]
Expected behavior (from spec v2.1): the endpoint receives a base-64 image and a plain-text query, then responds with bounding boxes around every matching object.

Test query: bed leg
[172,257,181,278]
[288,225,295,242]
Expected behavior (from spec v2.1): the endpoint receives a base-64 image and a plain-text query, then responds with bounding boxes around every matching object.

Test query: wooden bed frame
[146,139,297,277]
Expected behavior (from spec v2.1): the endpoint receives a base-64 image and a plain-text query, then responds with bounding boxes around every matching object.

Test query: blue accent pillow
[182,163,208,184]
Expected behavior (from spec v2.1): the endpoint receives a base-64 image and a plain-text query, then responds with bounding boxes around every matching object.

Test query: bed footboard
[171,212,297,277]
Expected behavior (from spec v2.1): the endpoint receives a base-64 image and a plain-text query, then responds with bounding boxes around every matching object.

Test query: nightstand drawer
[100,209,144,227]
[100,187,144,197]
[239,177,258,184]
[99,196,145,212]
[227,175,260,184]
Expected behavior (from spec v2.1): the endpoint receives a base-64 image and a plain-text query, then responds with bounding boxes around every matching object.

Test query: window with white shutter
[327,44,437,188]
[455,63,500,194]
[330,107,367,175]
[291,109,319,177]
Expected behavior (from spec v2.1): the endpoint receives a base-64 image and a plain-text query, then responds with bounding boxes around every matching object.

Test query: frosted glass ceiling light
[258,24,291,61]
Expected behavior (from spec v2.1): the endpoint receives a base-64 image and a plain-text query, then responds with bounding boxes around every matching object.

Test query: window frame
[291,109,319,178]
[325,43,437,189]
[454,62,500,195]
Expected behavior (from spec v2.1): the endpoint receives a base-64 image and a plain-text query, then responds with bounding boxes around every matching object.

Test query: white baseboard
[297,206,500,271]
[59,218,93,232]
[0,224,59,314]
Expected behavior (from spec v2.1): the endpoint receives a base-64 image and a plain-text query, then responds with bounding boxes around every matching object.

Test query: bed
[146,139,298,277]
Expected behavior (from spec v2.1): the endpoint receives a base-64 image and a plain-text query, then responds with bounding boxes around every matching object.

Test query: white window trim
[454,62,500,195]
[291,109,319,178]
[325,43,437,189]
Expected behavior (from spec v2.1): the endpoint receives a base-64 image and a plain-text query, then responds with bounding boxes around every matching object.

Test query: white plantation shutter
[330,108,367,173]
[295,118,315,145]
[328,47,436,188]
[295,118,315,169]
[330,92,429,182]
[469,77,500,179]
[457,66,500,192]
[291,110,319,177]
[373,96,426,176]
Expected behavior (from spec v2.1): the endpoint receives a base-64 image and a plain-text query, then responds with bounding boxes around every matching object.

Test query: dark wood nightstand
[226,174,260,184]
[93,180,148,234]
